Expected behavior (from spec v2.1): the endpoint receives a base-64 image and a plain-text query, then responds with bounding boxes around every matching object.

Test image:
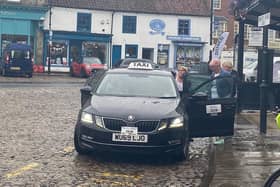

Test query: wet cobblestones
[0,79,212,186]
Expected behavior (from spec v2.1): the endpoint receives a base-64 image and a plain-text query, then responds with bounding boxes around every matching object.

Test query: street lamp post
[209,0,214,62]
[48,0,52,74]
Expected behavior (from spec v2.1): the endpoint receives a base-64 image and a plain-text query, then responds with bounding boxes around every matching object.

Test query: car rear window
[11,50,31,60]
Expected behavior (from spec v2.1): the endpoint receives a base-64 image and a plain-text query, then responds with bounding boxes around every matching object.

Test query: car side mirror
[80,86,92,108]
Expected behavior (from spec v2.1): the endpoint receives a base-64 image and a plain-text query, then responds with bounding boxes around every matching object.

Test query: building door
[112,45,121,67]
[142,48,154,61]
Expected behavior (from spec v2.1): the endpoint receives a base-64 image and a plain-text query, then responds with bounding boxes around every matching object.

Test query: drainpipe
[48,0,52,74]
[109,11,115,69]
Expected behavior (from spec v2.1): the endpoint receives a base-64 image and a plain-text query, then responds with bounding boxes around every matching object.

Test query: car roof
[106,67,173,76]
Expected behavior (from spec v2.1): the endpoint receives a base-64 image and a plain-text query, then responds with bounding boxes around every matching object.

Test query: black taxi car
[74,62,236,161]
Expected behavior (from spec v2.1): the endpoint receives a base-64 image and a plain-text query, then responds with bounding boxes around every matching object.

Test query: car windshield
[83,57,102,64]
[96,73,177,98]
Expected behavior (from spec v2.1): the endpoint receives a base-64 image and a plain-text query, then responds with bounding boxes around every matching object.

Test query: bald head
[209,59,221,73]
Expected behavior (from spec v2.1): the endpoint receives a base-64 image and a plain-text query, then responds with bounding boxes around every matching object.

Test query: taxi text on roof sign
[128,62,153,70]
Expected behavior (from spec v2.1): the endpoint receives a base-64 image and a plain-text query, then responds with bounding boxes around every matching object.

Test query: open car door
[185,74,236,138]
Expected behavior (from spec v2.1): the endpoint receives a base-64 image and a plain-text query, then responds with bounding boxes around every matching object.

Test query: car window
[187,74,210,93]
[191,76,234,99]
[83,57,102,64]
[96,73,177,98]
[10,50,31,60]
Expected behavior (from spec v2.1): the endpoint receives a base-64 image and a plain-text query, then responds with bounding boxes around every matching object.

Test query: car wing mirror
[80,86,92,108]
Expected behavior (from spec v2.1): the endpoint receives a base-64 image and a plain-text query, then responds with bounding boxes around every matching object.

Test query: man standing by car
[222,61,239,97]
[209,59,232,98]
[209,59,233,145]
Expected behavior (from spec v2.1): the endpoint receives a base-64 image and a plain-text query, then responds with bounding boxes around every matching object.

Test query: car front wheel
[173,138,189,161]
[74,129,91,155]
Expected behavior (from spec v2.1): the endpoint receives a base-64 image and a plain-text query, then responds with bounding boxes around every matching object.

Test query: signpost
[258,12,271,134]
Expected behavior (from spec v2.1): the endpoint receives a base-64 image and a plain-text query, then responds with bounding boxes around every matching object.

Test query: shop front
[44,31,112,72]
[0,5,47,59]
[167,35,206,69]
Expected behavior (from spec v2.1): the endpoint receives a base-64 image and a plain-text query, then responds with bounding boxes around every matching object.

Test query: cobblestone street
[0,76,212,186]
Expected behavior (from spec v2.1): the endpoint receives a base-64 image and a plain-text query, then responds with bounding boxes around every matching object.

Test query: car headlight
[95,115,105,128]
[169,117,184,128]
[81,112,93,124]
[158,120,168,131]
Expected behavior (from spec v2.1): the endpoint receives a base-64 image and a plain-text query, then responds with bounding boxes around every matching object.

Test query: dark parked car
[0,43,33,77]
[75,62,236,161]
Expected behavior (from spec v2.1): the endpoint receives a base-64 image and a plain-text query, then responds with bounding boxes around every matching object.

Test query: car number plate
[112,133,148,143]
[206,104,222,114]
[10,67,21,70]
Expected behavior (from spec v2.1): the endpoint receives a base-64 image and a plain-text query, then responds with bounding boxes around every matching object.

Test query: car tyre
[27,73,32,78]
[70,67,74,77]
[74,129,91,155]
[80,68,86,78]
[2,68,6,77]
[173,138,189,161]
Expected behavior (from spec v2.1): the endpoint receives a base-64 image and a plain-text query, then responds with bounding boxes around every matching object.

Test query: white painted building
[42,0,211,71]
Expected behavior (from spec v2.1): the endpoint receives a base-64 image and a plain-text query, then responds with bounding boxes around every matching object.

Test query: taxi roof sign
[128,62,153,70]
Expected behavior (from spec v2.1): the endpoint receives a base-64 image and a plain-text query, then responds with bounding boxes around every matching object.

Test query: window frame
[77,12,92,33]
[178,19,191,36]
[122,15,137,34]
[213,0,222,10]
[125,45,138,58]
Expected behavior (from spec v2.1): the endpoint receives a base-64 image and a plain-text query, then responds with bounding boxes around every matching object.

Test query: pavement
[209,112,280,187]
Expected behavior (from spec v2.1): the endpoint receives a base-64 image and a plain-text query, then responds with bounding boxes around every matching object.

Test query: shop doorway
[142,48,154,61]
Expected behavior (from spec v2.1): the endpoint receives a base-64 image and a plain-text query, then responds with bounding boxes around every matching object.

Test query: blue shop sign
[149,19,165,35]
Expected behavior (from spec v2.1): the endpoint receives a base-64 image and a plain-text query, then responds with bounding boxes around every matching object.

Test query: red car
[70,57,105,77]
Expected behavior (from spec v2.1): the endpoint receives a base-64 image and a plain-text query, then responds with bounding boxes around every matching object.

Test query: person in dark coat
[209,59,232,99]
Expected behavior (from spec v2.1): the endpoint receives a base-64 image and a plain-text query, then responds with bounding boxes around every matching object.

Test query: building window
[213,21,227,38]
[275,31,280,40]
[125,45,138,58]
[234,21,239,35]
[178,19,190,35]
[122,16,137,34]
[77,13,92,32]
[213,0,221,10]
[244,24,252,40]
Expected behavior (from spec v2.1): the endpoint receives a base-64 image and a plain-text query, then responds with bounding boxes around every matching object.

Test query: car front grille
[103,118,159,132]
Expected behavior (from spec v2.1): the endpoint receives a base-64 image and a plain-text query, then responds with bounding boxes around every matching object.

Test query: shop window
[122,16,137,34]
[46,40,68,67]
[178,19,190,36]
[77,13,92,32]
[213,0,221,10]
[82,42,107,64]
[157,44,169,67]
[176,46,201,68]
[125,45,138,58]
